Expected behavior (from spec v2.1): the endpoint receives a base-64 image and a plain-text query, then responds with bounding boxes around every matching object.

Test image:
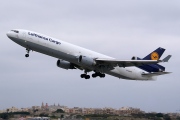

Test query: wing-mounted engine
[57,59,75,69]
[78,55,96,66]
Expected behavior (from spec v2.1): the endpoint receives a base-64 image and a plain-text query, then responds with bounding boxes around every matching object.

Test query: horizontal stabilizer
[162,55,172,62]
[142,72,171,77]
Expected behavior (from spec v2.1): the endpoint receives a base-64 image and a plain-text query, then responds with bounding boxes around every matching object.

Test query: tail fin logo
[151,52,159,60]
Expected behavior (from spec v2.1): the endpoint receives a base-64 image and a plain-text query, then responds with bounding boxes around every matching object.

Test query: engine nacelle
[78,55,96,66]
[57,59,75,69]
[131,56,138,60]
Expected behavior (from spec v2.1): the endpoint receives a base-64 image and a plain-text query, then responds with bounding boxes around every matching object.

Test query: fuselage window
[11,30,19,33]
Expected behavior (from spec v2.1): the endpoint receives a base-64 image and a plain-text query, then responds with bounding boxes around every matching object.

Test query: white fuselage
[7,29,156,80]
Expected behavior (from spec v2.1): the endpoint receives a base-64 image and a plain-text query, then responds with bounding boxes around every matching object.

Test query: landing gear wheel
[25,54,29,57]
[92,73,97,78]
[100,74,105,78]
[80,70,91,79]
[81,74,86,78]
[25,48,30,58]
[85,75,90,79]
[93,72,105,78]
[80,73,90,79]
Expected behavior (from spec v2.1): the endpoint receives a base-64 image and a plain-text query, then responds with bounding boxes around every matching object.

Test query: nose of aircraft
[6,31,11,37]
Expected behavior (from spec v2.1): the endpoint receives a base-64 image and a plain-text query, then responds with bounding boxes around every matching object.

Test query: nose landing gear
[25,48,30,57]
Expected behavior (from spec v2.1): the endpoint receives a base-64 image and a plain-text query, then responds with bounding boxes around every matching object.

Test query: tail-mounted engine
[131,56,141,60]
[131,56,138,60]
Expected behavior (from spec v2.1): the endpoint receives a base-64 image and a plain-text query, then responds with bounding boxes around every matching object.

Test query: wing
[95,58,161,68]
[95,55,171,68]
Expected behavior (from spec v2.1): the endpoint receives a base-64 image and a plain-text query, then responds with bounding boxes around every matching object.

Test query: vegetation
[39,113,48,117]
[84,114,118,119]
[0,111,178,120]
[54,109,65,113]
[132,113,171,120]
[49,115,58,119]
[0,112,30,119]
[177,116,180,120]
[0,113,10,119]
[77,113,173,120]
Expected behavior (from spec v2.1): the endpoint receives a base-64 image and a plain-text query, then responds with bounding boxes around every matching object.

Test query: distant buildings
[59,106,144,115]
[6,106,19,113]
[27,117,50,120]
[0,103,145,116]
[1,103,180,120]
[0,110,4,113]
[0,104,145,117]
[4,103,175,117]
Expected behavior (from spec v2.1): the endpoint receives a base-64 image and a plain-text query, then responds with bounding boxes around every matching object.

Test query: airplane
[6,29,172,80]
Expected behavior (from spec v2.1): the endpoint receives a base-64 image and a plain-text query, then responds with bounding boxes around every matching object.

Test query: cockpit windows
[11,30,19,33]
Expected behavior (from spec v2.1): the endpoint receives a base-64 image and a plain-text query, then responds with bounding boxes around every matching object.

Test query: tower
[41,102,44,109]
[45,103,48,108]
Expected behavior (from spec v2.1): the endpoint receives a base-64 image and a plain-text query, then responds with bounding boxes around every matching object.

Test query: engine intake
[78,55,96,66]
[57,59,75,69]
[131,56,138,60]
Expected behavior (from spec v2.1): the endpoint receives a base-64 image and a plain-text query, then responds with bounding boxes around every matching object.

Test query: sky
[1,0,180,113]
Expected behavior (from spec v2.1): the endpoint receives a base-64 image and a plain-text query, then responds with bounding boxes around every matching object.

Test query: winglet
[162,55,172,62]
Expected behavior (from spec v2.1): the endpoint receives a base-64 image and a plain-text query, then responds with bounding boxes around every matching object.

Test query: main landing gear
[92,72,105,78]
[81,71,90,79]
[80,71,105,79]
[81,74,90,79]
[25,48,30,57]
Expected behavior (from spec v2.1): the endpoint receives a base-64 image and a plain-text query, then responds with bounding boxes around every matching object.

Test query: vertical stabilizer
[143,47,165,60]
[137,47,166,72]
